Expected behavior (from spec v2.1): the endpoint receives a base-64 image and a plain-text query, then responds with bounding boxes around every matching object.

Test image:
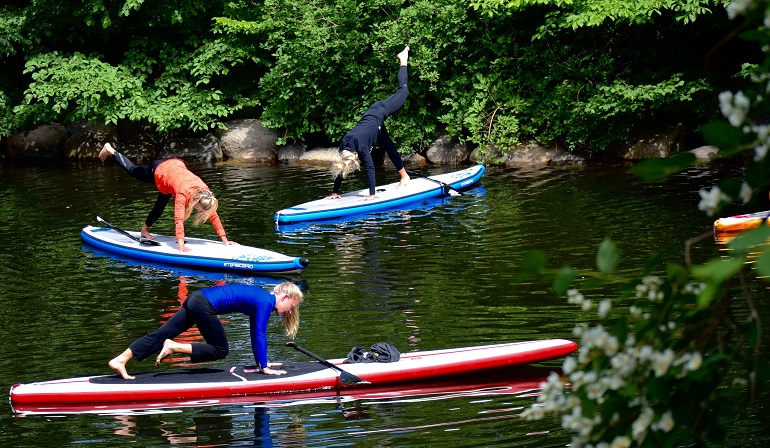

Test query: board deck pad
[274,165,486,224]
[90,362,326,385]
[81,225,309,273]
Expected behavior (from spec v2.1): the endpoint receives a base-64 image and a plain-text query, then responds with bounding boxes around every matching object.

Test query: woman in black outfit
[328,46,411,201]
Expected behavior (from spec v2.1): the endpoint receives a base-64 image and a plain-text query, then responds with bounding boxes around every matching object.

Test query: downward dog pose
[99,143,233,252]
[108,282,304,380]
[328,46,411,201]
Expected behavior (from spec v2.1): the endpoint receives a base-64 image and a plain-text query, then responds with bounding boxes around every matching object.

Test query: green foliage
[0,0,739,158]
[517,2,770,446]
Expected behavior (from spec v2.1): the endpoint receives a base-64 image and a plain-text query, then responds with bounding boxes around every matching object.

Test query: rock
[473,141,561,167]
[690,145,719,161]
[384,152,427,167]
[216,119,278,162]
[64,122,119,160]
[5,124,68,160]
[608,123,686,160]
[162,133,222,162]
[298,147,340,167]
[425,135,472,164]
[277,144,306,163]
[550,151,587,167]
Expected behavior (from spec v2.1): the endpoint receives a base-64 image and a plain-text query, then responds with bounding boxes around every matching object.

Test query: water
[0,159,760,446]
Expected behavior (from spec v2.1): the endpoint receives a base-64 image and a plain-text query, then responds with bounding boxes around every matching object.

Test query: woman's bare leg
[109,348,136,380]
[155,339,193,366]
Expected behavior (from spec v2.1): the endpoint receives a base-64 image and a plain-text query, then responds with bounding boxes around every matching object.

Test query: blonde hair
[330,150,360,179]
[274,281,304,338]
[186,189,219,226]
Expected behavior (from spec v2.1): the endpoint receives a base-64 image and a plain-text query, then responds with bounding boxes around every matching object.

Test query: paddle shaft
[96,216,160,246]
[286,342,368,385]
[405,170,463,196]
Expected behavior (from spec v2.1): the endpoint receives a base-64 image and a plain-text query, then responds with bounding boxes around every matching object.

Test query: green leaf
[516,250,547,281]
[691,256,746,283]
[754,246,770,277]
[727,226,770,253]
[631,151,696,181]
[553,266,575,295]
[701,121,747,152]
[596,238,619,274]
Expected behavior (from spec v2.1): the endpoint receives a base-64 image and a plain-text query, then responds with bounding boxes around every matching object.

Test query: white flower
[563,356,577,374]
[652,411,675,433]
[754,144,769,161]
[637,344,654,363]
[598,299,612,318]
[740,182,753,203]
[632,406,654,443]
[581,299,593,311]
[653,348,675,377]
[685,351,703,371]
[726,0,753,19]
[610,435,632,448]
[698,186,727,216]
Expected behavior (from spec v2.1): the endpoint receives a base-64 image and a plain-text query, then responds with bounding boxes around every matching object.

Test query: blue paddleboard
[274,164,486,224]
[81,225,309,273]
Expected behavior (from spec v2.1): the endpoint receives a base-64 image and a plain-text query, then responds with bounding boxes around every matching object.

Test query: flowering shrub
[520,2,770,446]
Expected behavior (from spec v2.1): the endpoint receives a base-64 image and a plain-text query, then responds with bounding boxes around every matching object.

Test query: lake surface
[0,158,764,446]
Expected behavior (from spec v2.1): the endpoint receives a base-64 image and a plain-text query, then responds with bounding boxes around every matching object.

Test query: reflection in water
[5,162,761,447]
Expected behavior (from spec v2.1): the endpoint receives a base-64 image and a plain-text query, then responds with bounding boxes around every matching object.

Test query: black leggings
[365,65,409,119]
[129,291,229,363]
[113,152,171,228]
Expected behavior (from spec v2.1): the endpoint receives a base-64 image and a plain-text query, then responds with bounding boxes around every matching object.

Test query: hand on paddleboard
[221,236,238,246]
[177,239,191,252]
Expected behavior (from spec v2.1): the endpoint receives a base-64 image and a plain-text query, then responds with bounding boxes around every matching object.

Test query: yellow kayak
[713,210,770,233]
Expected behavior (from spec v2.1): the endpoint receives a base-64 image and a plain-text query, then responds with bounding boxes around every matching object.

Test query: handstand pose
[108,282,303,380]
[328,46,411,201]
[99,144,233,252]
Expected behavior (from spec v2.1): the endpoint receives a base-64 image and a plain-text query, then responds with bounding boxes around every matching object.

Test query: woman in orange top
[100,143,234,252]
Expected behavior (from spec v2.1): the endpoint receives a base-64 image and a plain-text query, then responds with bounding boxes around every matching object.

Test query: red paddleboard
[10,339,576,412]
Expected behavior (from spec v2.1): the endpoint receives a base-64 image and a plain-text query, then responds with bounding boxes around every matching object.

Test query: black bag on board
[344,343,401,363]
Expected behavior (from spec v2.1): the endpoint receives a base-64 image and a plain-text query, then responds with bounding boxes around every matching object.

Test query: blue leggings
[129,291,229,363]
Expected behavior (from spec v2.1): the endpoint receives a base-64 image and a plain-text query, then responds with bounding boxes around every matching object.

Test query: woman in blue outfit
[328,46,411,201]
[108,282,303,380]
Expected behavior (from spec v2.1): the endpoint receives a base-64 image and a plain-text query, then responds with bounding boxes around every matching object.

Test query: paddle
[286,342,369,385]
[405,169,463,196]
[96,216,162,246]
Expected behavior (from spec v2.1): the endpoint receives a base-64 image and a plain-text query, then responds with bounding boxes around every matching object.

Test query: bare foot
[99,143,115,163]
[396,175,410,188]
[109,357,135,380]
[397,46,409,66]
[155,339,177,366]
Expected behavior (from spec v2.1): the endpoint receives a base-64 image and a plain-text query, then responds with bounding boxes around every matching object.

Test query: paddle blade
[339,371,370,385]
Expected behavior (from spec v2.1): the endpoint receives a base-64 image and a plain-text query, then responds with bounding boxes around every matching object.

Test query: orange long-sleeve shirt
[154,159,226,241]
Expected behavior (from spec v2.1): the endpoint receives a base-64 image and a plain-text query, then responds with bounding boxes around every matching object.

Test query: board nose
[298,257,310,268]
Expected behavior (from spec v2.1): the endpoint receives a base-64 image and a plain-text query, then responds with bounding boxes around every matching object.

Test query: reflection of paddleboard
[10,339,576,412]
[274,165,486,224]
[10,368,551,415]
[81,225,309,273]
[713,210,770,233]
